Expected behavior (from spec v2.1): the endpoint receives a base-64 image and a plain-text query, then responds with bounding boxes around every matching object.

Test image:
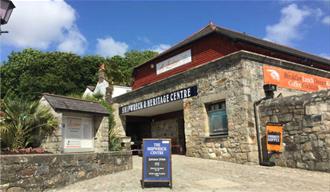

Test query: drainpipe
[254,84,277,167]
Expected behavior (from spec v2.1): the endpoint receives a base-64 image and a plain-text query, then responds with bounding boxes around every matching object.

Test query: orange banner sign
[266,124,283,152]
[263,65,330,92]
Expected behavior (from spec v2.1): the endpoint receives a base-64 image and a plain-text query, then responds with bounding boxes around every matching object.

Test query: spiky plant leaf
[0,92,58,149]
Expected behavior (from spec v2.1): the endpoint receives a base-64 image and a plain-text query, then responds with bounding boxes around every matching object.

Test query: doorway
[125,110,186,155]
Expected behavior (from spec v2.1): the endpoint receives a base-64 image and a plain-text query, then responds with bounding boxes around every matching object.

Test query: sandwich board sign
[142,138,172,188]
[266,123,283,152]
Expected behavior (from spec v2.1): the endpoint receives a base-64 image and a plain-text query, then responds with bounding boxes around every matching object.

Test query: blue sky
[1,0,330,63]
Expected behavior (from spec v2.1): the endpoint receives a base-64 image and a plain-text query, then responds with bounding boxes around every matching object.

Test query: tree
[106,50,158,86]
[0,49,101,101]
[0,49,157,101]
[0,92,58,149]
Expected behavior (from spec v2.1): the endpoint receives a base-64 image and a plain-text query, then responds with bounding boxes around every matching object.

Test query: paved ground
[51,155,330,192]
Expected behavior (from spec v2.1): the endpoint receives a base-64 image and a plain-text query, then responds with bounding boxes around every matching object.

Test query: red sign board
[263,65,330,92]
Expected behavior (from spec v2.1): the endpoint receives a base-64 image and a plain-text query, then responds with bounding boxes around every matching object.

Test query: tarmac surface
[50,155,330,192]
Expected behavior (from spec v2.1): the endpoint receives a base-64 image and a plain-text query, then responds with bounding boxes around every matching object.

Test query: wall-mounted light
[263,84,277,99]
[0,0,15,34]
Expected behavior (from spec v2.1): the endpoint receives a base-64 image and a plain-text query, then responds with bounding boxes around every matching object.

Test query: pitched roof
[42,93,108,115]
[87,85,95,91]
[134,23,330,70]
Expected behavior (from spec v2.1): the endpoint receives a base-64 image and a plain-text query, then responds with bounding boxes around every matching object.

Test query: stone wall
[183,59,254,163]
[259,90,330,172]
[0,151,132,191]
[39,97,63,153]
[151,118,179,143]
[94,116,109,152]
[113,51,330,164]
[115,52,258,163]
[112,103,127,137]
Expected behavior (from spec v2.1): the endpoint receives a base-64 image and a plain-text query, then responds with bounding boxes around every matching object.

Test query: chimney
[98,63,105,83]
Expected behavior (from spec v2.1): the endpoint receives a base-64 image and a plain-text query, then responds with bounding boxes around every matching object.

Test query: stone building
[112,23,330,164]
[39,64,132,154]
[40,94,109,153]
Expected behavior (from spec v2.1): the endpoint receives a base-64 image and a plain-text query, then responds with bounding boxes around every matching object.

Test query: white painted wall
[83,88,94,98]
[112,85,132,98]
[83,80,131,99]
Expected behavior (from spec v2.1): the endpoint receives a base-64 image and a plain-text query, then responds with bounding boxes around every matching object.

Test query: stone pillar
[94,117,109,152]
[106,85,113,103]
[112,103,126,137]
[98,64,105,83]
[183,98,194,157]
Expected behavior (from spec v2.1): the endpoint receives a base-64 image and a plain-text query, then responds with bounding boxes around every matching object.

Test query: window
[207,101,228,136]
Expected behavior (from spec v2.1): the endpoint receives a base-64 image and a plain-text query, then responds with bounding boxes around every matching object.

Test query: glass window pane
[209,110,227,134]
[207,101,228,136]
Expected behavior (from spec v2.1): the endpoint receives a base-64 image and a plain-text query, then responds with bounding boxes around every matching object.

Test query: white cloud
[151,44,171,53]
[57,27,87,54]
[264,4,311,45]
[2,0,86,54]
[322,16,330,25]
[307,7,323,20]
[96,37,129,57]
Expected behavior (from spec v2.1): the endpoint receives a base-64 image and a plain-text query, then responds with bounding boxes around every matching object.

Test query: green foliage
[66,93,83,99]
[0,48,157,151]
[93,91,104,101]
[0,49,103,101]
[106,50,158,86]
[99,99,121,151]
[0,92,58,149]
[1,49,157,101]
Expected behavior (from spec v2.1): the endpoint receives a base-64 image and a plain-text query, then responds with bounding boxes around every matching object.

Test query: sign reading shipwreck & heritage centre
[142,138,172,188]
[120,85,198,114]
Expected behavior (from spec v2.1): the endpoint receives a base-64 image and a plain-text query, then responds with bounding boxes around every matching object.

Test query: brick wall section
[0,152,132,191]
[259,90,330,172]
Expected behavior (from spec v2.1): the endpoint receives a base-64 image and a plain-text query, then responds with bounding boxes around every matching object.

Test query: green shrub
[0,92,58,149]
[99,99,121,151]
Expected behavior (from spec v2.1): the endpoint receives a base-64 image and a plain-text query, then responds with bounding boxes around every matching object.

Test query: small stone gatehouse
[40,94,110,153]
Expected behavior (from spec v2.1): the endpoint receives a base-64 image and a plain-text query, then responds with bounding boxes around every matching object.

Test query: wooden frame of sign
[141,138,172,189]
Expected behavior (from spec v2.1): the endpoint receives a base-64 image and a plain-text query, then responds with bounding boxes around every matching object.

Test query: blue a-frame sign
[142,138,172,188]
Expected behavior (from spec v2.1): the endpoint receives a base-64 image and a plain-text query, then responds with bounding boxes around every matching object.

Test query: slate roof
[42,93,108,115]
[87,86,95,91]
[134,23,330,70]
